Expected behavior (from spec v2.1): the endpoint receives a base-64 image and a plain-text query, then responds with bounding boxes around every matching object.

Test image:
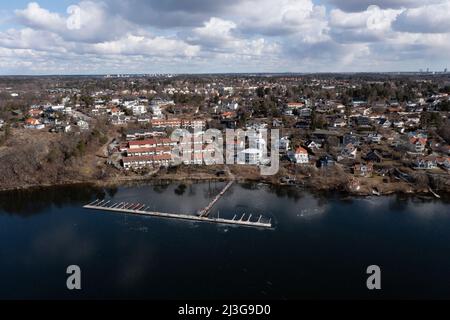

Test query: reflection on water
[0,184,104,216]
[1,182,450,299]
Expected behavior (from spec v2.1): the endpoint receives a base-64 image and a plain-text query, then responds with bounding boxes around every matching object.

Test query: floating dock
[83,199,272,229]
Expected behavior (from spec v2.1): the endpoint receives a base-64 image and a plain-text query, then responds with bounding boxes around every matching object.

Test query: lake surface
[1,182,450,299]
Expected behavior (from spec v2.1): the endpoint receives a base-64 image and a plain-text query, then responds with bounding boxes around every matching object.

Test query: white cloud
[329,5,400,42]
[15,1,135,43]
[393,1,450,33]
[236,0,328,39]
[326,0,445,12]
[1,0,450,74]
[15,2,66,32]
[189,17,280,57]
[0,28,66,53]
[88,34,201,57]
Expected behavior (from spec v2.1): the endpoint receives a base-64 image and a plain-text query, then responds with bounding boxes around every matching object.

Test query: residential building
[288,147,309,164]
[353,162,374,177]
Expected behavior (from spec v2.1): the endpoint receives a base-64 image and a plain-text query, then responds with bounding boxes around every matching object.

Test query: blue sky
[0,1,449,75]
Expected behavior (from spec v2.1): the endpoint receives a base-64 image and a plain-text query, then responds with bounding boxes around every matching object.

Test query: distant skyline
[1,1,450,75]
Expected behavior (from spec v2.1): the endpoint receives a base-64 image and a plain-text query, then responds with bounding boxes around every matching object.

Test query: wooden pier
[83,199,272,229]
[198,180,234,217]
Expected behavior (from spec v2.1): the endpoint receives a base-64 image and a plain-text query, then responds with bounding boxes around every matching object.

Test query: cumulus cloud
[235,0,328,39]
[329,5,400,42]
[325,0,445,12]
[188,17,279,57]
[15,1,135,43]
[105,0,240,28]
[1,0,450,74]
[392,1,450,33]
[15,2,66,32]
[88,34,201,57]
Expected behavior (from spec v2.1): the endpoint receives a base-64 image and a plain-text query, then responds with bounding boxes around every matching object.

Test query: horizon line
[1,71,449,77]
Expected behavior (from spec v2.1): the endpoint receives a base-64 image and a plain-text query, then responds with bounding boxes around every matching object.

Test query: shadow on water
[174,183,187,195]
[0,184,105,216]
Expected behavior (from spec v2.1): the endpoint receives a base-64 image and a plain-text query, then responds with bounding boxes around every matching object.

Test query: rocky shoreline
[1,171,448,200]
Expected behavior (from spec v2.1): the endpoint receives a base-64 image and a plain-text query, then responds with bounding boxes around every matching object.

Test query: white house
[368,133,383,144]
[238,148,263,164]
[151,104,163,118]
[306,140,322,150]
[338,143,357,161]
[288,147,309,164]
[132,104,147,116]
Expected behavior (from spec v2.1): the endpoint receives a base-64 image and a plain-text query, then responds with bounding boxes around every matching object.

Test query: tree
[256,87,265,98]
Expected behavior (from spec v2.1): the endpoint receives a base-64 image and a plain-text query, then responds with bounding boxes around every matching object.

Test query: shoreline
[0,173,448,200]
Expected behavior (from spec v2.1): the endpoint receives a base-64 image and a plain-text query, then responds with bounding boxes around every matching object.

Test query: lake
[1,182,450,299]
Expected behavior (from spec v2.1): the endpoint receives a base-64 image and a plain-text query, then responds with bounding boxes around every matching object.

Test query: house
[317,155,335,168]
[272,118,283,127]
[299,108,312,117]
[408,137,427,154]
[237,148,264,165]
[353,162,374,177]
[28,109,43,117]
[284,102,305,115]
[333,118,347,128]
[132,104,147,116]
[355,116,371,127]
[393,120,404,129]
[182,119,206,130]
[128,138,176,150]
[151,118,182,129]
[111,115,131,125]
[110,107,122,116]
[150,104,163,118]
[364,150,383,163]
[246,120,268,131]
[288,147,309,164]
[437,157,450,171]
[413,156,437,169]
[294,119,311,129]
[221,111,236,120]
[24,118,45,129]
[343,133,360,146]
[378,118,392,128]
[306,140,322,151]
[126,129,163,140]
[122,154,172,169]
[0,119,4,129]
[367,133,383,144]
[338,143,357,161]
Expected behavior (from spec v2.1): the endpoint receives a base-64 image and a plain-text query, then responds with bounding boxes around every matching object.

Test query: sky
[0,0,449,75]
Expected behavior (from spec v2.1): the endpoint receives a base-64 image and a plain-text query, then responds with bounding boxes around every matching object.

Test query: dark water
[1,182,450,299]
